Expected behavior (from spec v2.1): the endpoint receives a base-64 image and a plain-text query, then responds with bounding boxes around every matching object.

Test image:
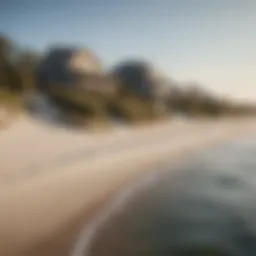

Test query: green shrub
[47,88,110,126]
[0,90,22,111]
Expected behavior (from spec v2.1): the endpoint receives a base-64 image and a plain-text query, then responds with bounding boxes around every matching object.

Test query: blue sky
[1,0,256,101]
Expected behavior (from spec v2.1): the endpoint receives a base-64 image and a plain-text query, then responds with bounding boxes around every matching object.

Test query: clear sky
[1,0,255,101]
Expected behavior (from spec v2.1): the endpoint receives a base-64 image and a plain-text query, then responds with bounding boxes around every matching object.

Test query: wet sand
[0,116,255,256]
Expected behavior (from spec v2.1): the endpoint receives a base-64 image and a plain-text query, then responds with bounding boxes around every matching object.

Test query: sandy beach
[0,115,256,256]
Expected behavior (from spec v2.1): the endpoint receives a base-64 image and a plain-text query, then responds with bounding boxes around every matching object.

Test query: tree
[0,35,12,66]
[16,50,40,91]
[0,35,20,91]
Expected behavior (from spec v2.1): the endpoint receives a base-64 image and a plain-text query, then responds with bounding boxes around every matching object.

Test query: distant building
[112,60,174,115]
[36,47,116,95]
[112,61,153,98]
[112,60,172,99]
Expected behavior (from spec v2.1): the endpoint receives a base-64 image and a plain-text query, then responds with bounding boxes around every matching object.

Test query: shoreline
[0,117,255,255]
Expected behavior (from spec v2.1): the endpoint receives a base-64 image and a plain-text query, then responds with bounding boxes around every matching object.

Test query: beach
[0,115,255,255]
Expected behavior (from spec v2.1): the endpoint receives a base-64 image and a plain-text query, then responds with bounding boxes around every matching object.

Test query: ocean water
[72,135,256,256]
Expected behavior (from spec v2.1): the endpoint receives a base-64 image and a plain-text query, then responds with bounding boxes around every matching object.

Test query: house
[36,47,116,95]
[112,60,172,100]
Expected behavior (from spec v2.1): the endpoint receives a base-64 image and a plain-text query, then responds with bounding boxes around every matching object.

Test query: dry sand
[0,116,255,256]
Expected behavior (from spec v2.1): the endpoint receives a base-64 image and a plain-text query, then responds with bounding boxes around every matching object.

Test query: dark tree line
[0,34,39,93]
[0,34,255,121]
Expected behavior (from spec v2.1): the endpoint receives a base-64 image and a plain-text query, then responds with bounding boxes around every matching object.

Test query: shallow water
[73,135,256,256]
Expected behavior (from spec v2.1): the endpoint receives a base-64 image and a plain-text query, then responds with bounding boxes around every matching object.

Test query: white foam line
[70,169,160,256]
